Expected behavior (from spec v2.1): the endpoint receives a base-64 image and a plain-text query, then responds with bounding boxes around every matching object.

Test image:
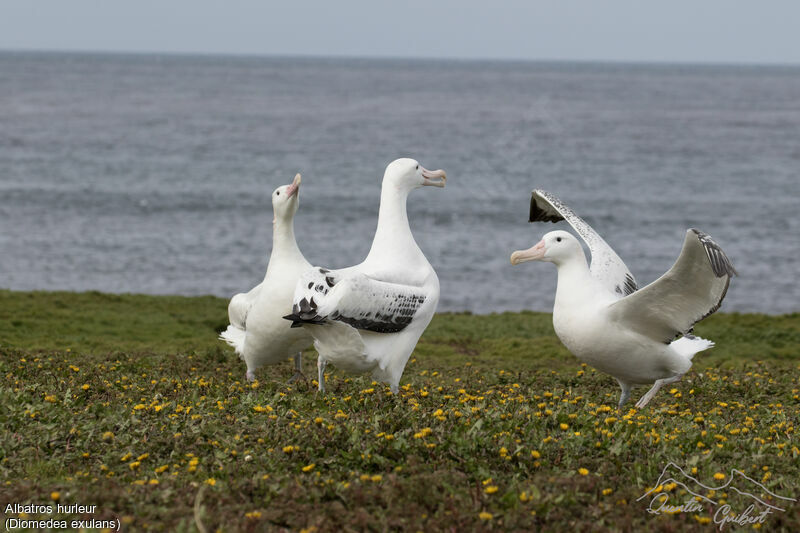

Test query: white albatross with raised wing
[220,173,313,382]
[511,190,737,409]
[284,158,446,393]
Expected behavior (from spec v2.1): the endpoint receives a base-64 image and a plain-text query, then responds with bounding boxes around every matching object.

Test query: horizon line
[2,46,800,70]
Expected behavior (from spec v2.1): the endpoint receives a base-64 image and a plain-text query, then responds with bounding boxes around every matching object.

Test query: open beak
[421,167,447,188]
[286,173,301,198]
[510,239,546,265]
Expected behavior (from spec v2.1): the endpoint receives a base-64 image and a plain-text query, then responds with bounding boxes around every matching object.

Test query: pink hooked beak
[510,239,546,265]
[421,166,447,187]
[286,173,301,198]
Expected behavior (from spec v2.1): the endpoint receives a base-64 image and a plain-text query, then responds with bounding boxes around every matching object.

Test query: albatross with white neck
[284,158,446,393]
[511,190,737,409]
[220,173,313,382]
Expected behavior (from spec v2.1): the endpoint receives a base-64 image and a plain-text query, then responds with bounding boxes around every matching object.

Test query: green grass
[1,290,798,531]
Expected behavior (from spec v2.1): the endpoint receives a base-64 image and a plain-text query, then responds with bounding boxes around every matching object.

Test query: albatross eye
[416,165,419,170]
[556,237,562,242]
[276,191,280,196]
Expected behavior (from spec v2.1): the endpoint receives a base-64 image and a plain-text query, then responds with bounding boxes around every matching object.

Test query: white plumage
[512,190,737,409]
[285,158,446,393]
[220,173,313,382]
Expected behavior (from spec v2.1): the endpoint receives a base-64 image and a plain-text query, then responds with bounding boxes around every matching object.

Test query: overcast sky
[2,0,799,64]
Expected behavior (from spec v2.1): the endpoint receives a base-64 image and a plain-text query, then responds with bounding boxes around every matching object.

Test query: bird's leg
[635,374,684,409]
[245,370,255,383]
[317,358,328,393]
[287,352,306,383]
[616,380,632,411]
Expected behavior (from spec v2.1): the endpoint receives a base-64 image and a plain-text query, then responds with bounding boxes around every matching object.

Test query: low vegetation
[1,290,798,531]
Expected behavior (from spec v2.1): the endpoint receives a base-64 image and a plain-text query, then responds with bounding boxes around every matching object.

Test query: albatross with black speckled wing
[511,190,737,409]
[284,158,446,393]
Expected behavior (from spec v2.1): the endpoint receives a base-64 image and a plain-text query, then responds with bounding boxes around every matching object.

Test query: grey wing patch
[691,229,738,278]
[334,293,426,333]
[662,274,730,344]
[697,277,731,324]
[611,228,737,344]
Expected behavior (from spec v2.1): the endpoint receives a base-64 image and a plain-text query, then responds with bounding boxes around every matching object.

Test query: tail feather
[219,325,246,359]
[670,334,714,360]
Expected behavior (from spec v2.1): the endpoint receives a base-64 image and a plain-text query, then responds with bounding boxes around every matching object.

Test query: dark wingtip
[623,272,638,295]
[690,228,738,278]
[283,312,325,327]
[529,190,564,224]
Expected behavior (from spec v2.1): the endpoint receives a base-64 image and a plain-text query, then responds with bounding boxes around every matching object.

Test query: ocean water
[1,52,798,314]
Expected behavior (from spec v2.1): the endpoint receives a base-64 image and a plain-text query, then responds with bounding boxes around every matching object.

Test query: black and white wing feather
[284,267,428,334]
[529,189,638,297]
[607,229,737,344]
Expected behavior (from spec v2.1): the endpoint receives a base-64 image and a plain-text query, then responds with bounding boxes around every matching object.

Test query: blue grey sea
[1,52,798,314]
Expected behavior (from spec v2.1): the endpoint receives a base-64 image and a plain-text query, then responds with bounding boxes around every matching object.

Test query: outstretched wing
[284,267,428,333]
[607,229,737,344]
[529,189,638,297]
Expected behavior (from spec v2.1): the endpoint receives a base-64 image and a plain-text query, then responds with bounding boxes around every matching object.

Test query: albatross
[283,158,446,393]
[510,190,737,409]
[220,173,313,382]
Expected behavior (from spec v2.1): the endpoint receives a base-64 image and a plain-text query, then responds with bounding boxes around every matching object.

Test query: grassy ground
[1,290,798,532]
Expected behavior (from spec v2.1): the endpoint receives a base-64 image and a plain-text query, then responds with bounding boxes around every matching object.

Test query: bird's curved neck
[366,185,422,262]
[267,215,303,274]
